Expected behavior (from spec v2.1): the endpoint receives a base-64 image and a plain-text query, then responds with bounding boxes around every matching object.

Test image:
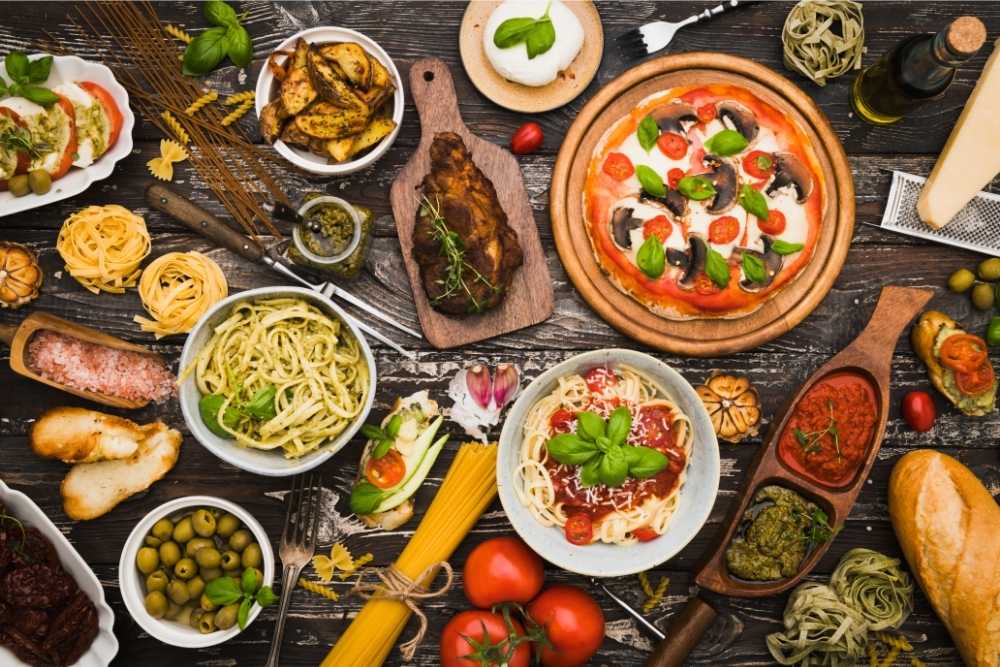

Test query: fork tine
[281,474,300,546]
[307,474,321,548]
[294,474,312,546]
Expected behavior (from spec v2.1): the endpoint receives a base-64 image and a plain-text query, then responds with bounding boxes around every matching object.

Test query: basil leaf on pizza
[742,253,768,283]
[637,115,659,152]
[739,184,769,220]
[636,235,665,279]
[704,129,748,156]
[636,165,667,197]
[705,248,731,287]
[677,175,716,201]
[770,239,805,255]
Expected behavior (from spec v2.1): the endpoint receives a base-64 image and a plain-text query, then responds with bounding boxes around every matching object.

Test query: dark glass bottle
[851,16,986,125]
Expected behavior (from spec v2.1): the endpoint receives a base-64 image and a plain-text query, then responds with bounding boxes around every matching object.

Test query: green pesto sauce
[725,485,820,581]
[288,193,373,279]
[26,105,67,170]
[0,116,18,177]
[75,101,108,157]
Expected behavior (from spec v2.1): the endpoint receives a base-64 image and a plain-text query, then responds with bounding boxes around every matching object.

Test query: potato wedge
[325,137,356,163]
[348,115,396,158]
[308,48,366,110]
[259,99,288,144]
[280,66,317,116]
[319,43,371,89]
[368,55,393,94]
[279,119,314,148]
[291,37,310,71]
[294,102,370,139]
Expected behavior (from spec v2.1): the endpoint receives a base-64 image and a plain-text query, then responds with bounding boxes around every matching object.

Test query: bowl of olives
[119,496,275,648]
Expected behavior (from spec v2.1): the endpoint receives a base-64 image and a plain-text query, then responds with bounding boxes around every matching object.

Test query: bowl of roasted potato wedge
[256,27,403,175]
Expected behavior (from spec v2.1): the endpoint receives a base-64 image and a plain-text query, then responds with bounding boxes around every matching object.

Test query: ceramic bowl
[255,26,404,176]
[497,349,720,577]
[178,286,376,476]
[118,496,275,648]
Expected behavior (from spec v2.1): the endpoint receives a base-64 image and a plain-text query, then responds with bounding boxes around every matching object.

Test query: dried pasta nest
[0,241,42,309]
[696,372,761,443]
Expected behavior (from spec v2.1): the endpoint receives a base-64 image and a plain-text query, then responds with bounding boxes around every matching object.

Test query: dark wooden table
[2,2,998,666]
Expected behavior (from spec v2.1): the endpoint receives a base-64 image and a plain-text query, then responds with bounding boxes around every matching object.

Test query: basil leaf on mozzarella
[636,234,666,279]
[637,115,659,152]
[636,165,667,197]
[705,248,731,287]
[704,129,748,157]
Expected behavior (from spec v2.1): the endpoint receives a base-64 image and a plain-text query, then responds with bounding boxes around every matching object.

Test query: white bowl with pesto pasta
[497,349,720,577]
[178,286,376,476]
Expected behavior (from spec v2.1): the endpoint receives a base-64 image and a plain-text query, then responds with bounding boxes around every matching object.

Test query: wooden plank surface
[1,2,999,666]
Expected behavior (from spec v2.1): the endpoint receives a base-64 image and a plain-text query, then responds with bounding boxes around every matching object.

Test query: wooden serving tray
[390,57,554,349]
[550,52,855,356]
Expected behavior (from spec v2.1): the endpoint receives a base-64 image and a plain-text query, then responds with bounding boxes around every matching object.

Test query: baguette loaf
[889,450,1000,666]
[30,407,147,463]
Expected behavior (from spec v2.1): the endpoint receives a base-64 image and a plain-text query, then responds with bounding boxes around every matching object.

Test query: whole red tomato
[901,391,936,432]
[440,610,531,667]
[510,122,543,155]
[527,585,604,667]
[464,537,544,608]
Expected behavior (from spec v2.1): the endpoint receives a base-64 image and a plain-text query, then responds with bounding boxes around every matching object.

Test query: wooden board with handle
[390,57,553,349]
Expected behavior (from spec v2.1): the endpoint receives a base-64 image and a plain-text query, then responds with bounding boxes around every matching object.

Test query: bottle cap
[946,17,987,56]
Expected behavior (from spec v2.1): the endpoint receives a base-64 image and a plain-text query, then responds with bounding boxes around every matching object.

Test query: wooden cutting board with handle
[390,57,553,349]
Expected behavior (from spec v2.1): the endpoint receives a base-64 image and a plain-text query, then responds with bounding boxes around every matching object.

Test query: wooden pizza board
[390,57,554,349]
[459,0,604,113]
[550,52,856,357]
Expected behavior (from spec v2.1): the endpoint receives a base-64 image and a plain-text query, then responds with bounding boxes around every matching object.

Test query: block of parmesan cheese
[918,39,1000,229]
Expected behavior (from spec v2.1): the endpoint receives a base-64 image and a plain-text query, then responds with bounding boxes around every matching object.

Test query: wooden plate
[550,52,855,356]
[459,0,604,113]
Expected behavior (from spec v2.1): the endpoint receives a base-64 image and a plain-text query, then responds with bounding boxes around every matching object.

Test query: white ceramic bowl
[0,479,119,666]
[119,496,275,648]
[179,286,376,476]
[497,349,720,577]
[0,54,135,217]
[255,26,404,176]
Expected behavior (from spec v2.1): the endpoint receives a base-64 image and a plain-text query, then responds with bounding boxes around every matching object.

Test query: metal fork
[616,1,758,61]
[265,474,322,667]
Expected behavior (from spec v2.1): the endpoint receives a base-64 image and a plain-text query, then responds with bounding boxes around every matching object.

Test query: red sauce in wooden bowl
[777,372,877,487]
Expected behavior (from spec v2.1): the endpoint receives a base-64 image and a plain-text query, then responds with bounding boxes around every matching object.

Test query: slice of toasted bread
[61,422,181,521]
[31,406,147,463]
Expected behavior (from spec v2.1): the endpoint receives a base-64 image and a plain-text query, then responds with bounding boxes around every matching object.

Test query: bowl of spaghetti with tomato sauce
[498,349,719,577]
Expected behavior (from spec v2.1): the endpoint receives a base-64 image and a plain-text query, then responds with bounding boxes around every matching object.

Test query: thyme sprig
[420,196,498,314]
[0,127,47,159]
[793,399,842,460]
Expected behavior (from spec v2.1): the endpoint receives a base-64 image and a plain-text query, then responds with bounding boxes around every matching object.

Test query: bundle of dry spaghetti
[321,443,498,667]
[134,251,228,338]
[57,205,151,294]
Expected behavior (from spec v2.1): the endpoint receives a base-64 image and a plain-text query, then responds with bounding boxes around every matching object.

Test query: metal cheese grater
[876,170,1000,257]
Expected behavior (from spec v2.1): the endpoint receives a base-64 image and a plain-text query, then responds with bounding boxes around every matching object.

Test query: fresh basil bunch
[360,414,402,459]
[205,567,276,630]
[493,2,556,59]
[199,385,278,438]
[1,52,58,105]
[546,406,669,487]
[182,0,254,76]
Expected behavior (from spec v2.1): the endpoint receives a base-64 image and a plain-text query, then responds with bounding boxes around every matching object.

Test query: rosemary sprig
[420,196,498,314]
[0,127,46,159]
[793,399,842,460]
[795,507,836,546]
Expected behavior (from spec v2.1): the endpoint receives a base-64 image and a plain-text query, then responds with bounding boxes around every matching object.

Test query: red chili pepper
[510,121,543,155]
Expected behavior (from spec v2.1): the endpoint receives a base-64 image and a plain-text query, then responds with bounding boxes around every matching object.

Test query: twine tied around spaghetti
[349,560,454,661]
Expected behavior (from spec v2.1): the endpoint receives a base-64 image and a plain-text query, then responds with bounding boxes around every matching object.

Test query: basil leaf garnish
[625,446,669,478]
[372,438,394,459]
[598,446,629,487]
[546,433,599,465]
[637,115,659,152]
[704,129,748,157]
[243,385,277,420]
[606,406,632,446]
[580,458,601,487]
[742,253,767,283]
[349,482,384,515]
[493,17,539,47]
[493,4,556,59]
[636,234,666,279]
[739,184,769,220]
[204,0,240,26]
[182,26,230,76]
[705,248,731,288]
[199,394,240,438]
[770,239,804,255]
[576,411,606,442]
[237,597,253,630]
[385,414,402,439]
[205,576,243,606]
[636,165,666,197]
[19,85,59,106]
[361,423,386,441]
[677,175,716,201]
[225,25,253,68]
[525,18,555,59]
[27,55,53,84]
[4,52,29,83]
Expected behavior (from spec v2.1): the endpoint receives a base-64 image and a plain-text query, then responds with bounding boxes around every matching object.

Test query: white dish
[255,26,404,176]
[0,479,119,666]
[178,286,376,477]
[0,54,135,217]
[118,496,275,648]
[497,349,720,577]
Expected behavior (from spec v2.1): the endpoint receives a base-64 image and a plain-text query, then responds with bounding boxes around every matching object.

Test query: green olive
[186,576,205,599]
[175,603,195,626]
[214,603,240,630]
[978,258,1000,282]
[173,517,195,543]
[196,547,222,569]
[216,513,241,538]
[136,547,160,574]
[192,509,217,537]
[167,579,191,605]
[8,174,29,198]
[243,567,263,592]
[972,282,994,310]
[220,550,241,571]
[241,543,263,569]
[144,591,168,619]
[159,541,182,568]
[948,268,976,293]
[185,537,215,558]
[144,535,162,548]
[152,518,175,541]
[198,611,217,634]
[200,593,218,612]
[146,570,169,593]
[174,557,197,580]
[165,601,183,620]
[228,529,252,552]
[200,567,223,581]
[27,169,51,195]
[189,608,205,629]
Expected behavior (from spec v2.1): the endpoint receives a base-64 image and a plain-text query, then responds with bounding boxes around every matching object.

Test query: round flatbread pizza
[583,83,825,320]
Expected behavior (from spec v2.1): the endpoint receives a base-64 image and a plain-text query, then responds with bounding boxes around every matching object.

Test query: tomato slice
[666,167,685,190]
[955,363,995,396]
[742,150,775,179]
[583,366,618,393]
[643,215,672,242]
[632,527,660,542]
[758,209,786,235]
[365,449,406,489]
[708,216,740,244]
[78,81,124,152]
[693,272,721,295]
[939,334,989,374]
[603,152,634,181]
[47,95,78,180]
[549,408,575,434]
[696,103,717,124]
[564,513,593,545]
[657,132,687,160]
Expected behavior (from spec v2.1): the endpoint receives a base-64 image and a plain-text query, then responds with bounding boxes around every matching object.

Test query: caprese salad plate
[0,53,134,217]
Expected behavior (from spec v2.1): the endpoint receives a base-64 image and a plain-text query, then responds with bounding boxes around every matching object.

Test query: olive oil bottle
[851,16,986,125]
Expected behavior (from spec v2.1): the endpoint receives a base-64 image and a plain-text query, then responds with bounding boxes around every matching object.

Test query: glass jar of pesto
[287,194,373,279]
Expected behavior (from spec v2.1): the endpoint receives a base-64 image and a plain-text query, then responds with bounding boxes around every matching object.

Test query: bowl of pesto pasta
[178,286,376,476]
